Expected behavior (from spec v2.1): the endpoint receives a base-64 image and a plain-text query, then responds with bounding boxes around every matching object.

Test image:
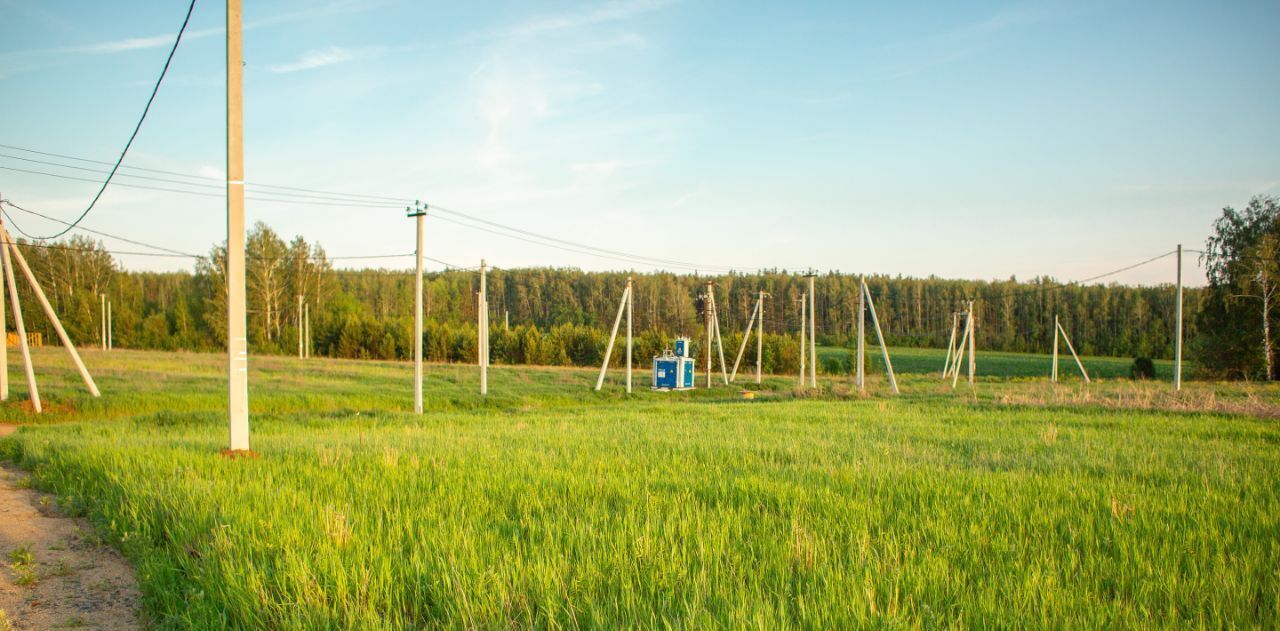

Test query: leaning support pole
[709,291,729,385]
[0,235,39,413]
[595,285,630,391]
[5,232,100,397]
[967,300,976,386]
[1056,320,1091,383]
[730,299,760,382]
[862,280,899,395]
[952,311,973,389]
[942,312,958,378]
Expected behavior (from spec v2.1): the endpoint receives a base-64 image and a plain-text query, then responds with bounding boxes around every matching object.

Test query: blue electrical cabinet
[652,345,695,390]
[673,337,691,358]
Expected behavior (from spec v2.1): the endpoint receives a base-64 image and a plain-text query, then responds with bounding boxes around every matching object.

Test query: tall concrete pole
[625,276,632,394]
[409,203,426,412]
[1175,243,1183,391]
[1052,314,1059,383]
[967,300,976,386]
[798,292,806,388]
[0,234,38,413]
[706,282,713,388]
[756,291,764,384]
[808,275,817,388]
[100,293,107,351]
[297,295,304,359]
[107,300,112,350]
[304,302,311,359]
[480,259,488,396]
[0,211,7,400]
[856,282,865,393]
[226,0,250,451]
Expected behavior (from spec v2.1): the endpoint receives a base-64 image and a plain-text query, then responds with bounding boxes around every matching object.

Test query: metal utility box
[652,349,695,390]
[673,337,692,358]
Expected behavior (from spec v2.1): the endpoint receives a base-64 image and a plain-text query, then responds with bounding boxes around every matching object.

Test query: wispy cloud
[267,46,386,74]
[879,1,1061,79]
[496,0,675,39]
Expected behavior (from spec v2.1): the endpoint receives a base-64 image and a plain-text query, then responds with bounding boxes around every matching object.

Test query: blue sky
[1,0,1277,285]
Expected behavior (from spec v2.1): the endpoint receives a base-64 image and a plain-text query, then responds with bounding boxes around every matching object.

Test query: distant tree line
[8,221,1205,376]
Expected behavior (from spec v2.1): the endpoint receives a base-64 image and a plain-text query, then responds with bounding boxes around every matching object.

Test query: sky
[1,0,1277,286]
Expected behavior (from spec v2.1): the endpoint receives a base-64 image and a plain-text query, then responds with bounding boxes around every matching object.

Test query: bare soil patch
[0,464,141,630]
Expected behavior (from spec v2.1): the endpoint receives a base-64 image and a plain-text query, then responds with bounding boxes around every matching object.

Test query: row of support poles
[859,278,899,395]
[225,0,251,451]
[479,260,488,397]
[0,223,102,413]
[1051,314,1090,383]
[946,302,976,389]
[595,278,633,392]
[730,291,767,383]
[408,202,426,414]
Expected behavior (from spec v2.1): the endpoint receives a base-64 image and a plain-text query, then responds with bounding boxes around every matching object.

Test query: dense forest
[8,222,1200,375]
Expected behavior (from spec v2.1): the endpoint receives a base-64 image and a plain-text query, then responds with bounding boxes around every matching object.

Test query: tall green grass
[0,349,1276,628]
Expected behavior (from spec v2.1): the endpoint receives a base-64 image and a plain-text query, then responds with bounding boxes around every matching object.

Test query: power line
[31,0,197,240]
[2,200,198,256]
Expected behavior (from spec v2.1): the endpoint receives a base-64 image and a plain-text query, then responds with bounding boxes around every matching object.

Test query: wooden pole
[1175,243,1183,391]
[798,291,806,388]
[595,285,629,391]
[862,280,898,395]
[1056,320,1091,383]
[4,232,99,396]
[807,275,817,388]
[756,291,764,384]
[225,0,250,451]
[856,282,865,393]
[0,236,38,413]
[730,298,760,382]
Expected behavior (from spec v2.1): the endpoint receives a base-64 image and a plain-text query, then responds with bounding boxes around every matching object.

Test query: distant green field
[817,344,1178,380]
[1,349,1276,629]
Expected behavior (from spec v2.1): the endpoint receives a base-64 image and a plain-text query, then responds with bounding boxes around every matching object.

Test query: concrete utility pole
[856,282,865,393]
[798,292,806,388]
[408,202,426,412]
[226,0,250,451]
[862,279,899,395]
[1052,314,1060,383]
[807,274,817,388]
[304,302,311,359]
[107,300,112,350]
[625,277,633,394]
[479,259,488,396]
[100,293,107,351]
[595,281,631,391]
[0,212,6,401]
[1,235,38,413]
[709,288,728,385]
[706,282,714,388]
[1175,243,1183,391]
[297,295,304,359]
[942,312,958,378]
[967,300,976,386]
[756,291,765,384]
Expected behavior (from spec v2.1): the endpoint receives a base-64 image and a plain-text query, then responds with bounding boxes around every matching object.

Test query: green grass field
[816,344,1179,380]
[1,348,1277,629]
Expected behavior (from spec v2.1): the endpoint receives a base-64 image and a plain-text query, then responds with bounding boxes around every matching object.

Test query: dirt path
[0,452,142,629]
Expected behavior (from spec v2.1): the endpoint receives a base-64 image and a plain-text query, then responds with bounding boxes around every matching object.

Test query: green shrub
[1130,357,1156,380]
